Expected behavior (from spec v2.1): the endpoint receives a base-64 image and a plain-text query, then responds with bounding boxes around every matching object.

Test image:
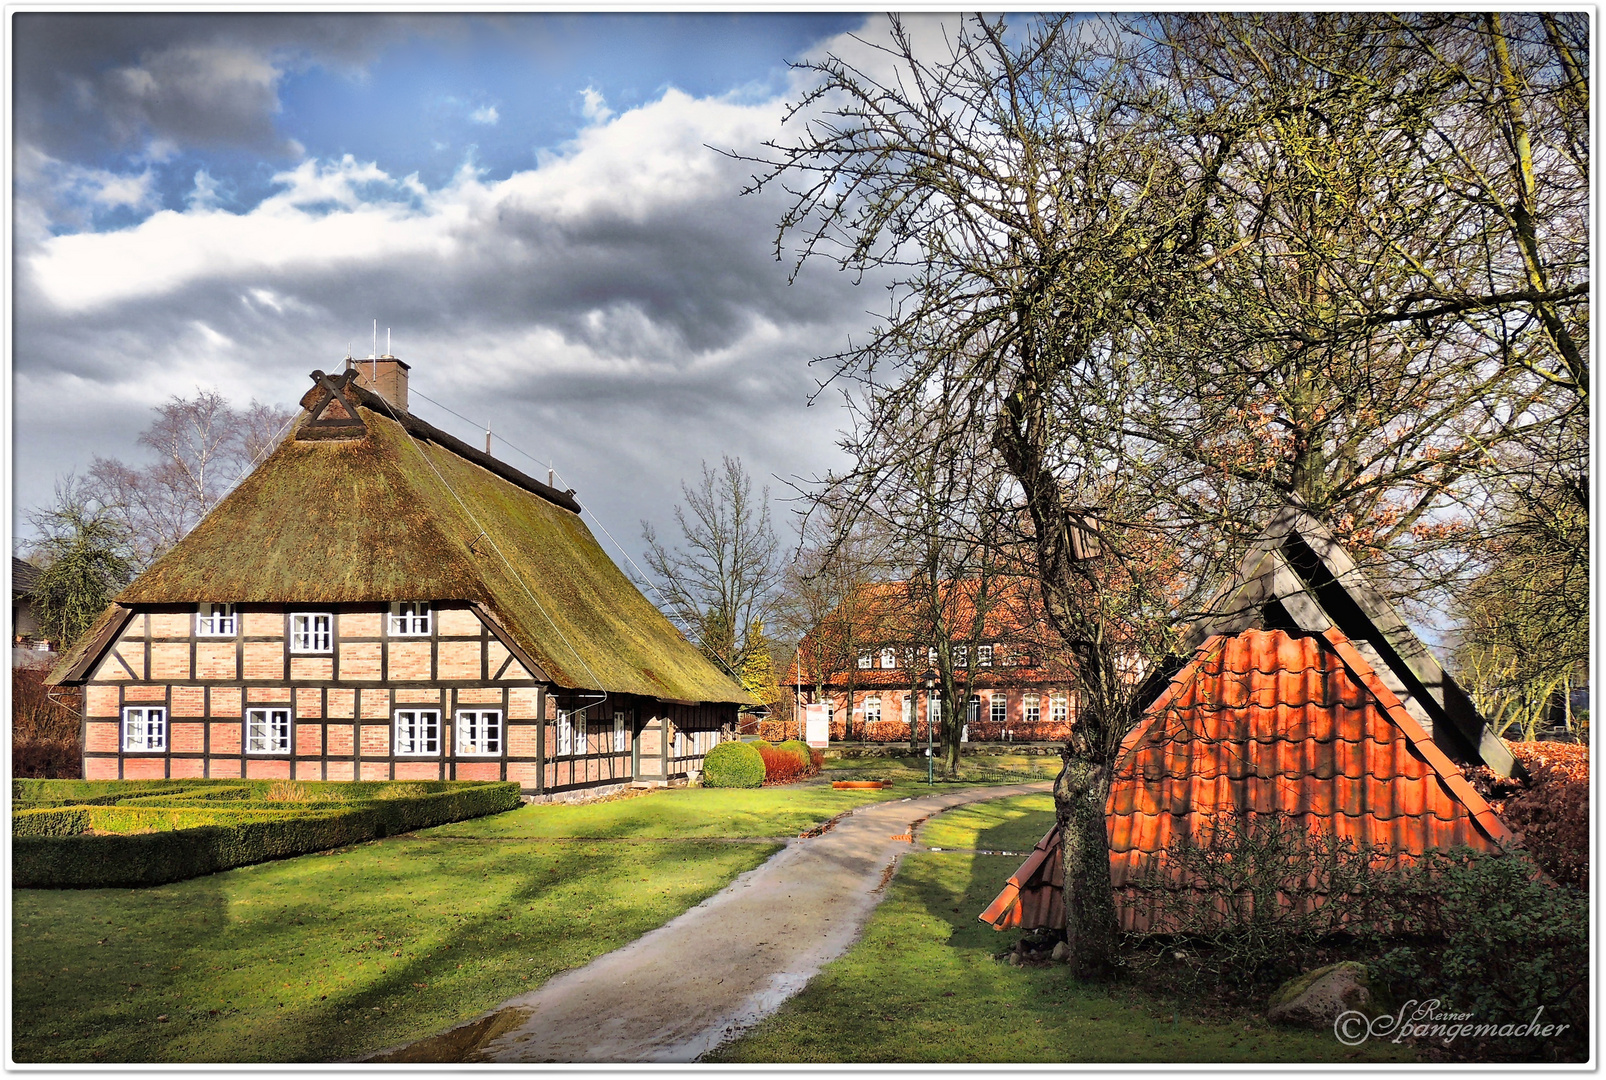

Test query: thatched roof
[52,370,752,706]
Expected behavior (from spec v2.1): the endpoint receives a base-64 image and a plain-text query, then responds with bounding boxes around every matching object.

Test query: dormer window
[880,647,897,669]
[858,650,873,669]
[956,645,969,667]
[389,602,432,636]
[978,644,992,667]
[290,612,332,653]
[196,603,237,636]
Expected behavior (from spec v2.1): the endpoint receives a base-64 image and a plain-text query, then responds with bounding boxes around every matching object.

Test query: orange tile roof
[981,627,1511,934]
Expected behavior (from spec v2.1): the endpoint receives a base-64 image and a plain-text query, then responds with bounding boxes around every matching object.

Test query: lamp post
[922,669,936,786]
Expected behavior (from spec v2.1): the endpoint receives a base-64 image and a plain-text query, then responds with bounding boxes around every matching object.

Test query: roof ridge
[341,378,582,515]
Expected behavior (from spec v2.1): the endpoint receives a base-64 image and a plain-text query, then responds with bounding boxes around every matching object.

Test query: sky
[9,11,922,576]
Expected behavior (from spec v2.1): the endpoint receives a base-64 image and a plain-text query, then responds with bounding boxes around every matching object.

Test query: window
[928,695,942,723]
[1023,693,1041,723]
[1051,693,1069,725]
[928,647,939,667]
[613,708,633,752]
[123,706,166,751]
[574,711,587,755]
[389,602,432,636]
[991,695,1007,724]
[978,644,992,667]
[864,696,881,724]
[196,603,236,636]
[290,612,332,653]
[246,708,291,754]
[557,709,573,756]
[968,695,981,722]
[902,696,913,725]
[903,647,916,670]
[395,709,441,755]
[956,645,969,667]
[457,710,502,756]
[858,649,873,670]
[880,647,897,669]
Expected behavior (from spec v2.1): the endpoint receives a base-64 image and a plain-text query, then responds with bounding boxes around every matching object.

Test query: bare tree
[641,456,783,677]
[86,389,296,569]
[742,13,1585,977]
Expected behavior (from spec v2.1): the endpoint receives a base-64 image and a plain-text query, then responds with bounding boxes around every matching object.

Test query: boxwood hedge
[13,781,521,888]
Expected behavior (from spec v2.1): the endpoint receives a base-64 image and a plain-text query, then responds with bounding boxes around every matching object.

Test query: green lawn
[823,753,1060,786]
[705,850,1418,1064]
[427,784,909,840]
[918,792,1056,852]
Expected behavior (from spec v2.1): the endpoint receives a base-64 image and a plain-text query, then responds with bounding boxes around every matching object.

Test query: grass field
[13,833,775,1063]
[428,784,909,840]
[917,792,1056,852]
[704,849,1418,1065]
[823,753,1060,786]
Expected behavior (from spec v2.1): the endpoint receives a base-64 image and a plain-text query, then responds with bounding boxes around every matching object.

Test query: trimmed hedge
[13,782,521,888]
[701,741,765,788]
[777,740,813,768]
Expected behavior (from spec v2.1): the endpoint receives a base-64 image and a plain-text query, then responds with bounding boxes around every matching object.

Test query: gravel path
[368,781,1049,1064]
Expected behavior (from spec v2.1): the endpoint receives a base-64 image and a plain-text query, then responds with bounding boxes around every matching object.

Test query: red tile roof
[980,627,1511,933]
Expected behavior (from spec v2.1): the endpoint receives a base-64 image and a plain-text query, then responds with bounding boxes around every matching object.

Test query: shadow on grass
[13,835,777,1064]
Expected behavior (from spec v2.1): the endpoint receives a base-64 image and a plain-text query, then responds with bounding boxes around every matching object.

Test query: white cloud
[579,85,612,125]
[188,168,224,209]
[469,104,499,125]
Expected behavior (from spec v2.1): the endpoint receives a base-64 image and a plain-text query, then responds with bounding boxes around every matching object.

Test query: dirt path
[368,781,1048,1064]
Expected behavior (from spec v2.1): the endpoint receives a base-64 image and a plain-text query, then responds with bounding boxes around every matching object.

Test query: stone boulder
[1267,962,1380,1029]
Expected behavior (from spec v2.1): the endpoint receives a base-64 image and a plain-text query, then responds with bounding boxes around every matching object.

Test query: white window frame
[1051,693,1069,725]
[195,603,237,637]
[880,647,897,670]
[456,709,502,756]
[246,707,292,754]
[864,696,881,724]
[991,695,1007,724]
[928,647,939,667]
[1023,693,1041,723]
[613,709,632,752]
[928,694,941,723]
[557,710,572,756]
[978,644,993,668]
[857,649,873,670]
[389,602,433,637]
[901,696,913,725]
[968,695,981,723]
[123,706,167,752]
[956,645,969,667]
[904,647,916,670]
[289,612,332,654]
[395,709,441,756]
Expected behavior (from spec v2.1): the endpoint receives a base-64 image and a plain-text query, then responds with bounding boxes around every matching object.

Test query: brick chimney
[348,354,410,412]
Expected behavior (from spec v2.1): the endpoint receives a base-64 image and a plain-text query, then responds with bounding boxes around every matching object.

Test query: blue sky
[10,12,907,568]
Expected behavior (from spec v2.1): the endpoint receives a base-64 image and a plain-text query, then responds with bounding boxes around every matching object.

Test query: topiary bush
[778,740,815,772]
[756,742,807,785]
[701,740,765,788]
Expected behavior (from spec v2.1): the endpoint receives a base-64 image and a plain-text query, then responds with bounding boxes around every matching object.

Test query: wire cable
[362,390,611,721]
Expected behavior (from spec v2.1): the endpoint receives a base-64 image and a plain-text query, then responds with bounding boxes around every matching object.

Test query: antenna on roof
[485,424,492,454]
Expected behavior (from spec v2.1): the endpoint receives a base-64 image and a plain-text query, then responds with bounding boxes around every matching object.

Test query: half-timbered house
[48,358,753,796]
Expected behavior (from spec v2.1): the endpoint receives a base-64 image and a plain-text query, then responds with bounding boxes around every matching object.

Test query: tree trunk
[1054,748,1117,981]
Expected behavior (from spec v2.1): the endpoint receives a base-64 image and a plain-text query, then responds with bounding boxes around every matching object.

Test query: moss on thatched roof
[54,390,751,705]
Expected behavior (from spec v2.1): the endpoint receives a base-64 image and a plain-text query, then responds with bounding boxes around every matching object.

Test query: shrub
[13,739,82,779]
[11,665,79,743]
[1464,740,1588,888]
[756,742,808,785]
[12,782,522,888]
[777,740,815,771]
[701,741,765,788]
[1370,847,1588,1061]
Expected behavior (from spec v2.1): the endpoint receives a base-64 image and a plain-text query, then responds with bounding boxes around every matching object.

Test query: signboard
[803,703,830,749]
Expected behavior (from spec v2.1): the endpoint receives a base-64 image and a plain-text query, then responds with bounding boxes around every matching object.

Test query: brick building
[787,580,1078,743]
[48,359,752,795]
